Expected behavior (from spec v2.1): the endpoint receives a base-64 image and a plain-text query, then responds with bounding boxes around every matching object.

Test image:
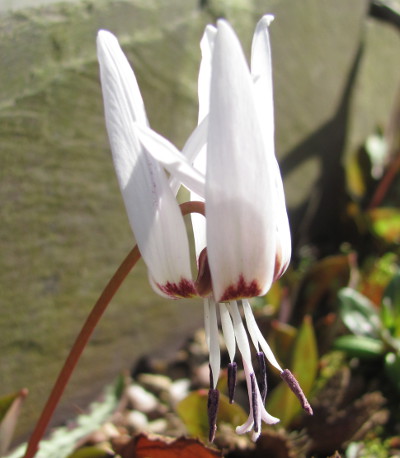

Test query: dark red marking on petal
[157,278,197,299]
[219,274,261,302]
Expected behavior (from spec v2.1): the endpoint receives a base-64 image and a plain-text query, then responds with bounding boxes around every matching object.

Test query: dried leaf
[0,389,28,456]
[115,433,222,458]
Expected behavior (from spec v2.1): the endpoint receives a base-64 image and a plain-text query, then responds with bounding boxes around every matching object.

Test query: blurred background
[1,0,399,452]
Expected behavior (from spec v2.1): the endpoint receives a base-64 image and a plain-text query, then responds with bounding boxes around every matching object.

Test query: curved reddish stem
[368,152,400,209]
[23,201,205,458]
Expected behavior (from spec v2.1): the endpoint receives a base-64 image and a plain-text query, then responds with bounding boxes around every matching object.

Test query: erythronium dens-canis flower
[97,14,312,443]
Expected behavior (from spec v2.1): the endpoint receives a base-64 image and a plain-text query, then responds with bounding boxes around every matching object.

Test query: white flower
[97,15,311,443]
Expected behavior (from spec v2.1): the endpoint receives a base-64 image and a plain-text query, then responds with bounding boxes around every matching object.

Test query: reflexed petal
[273,159,292,279]
[192,24,215,258]
[134,123,206,198]
[97,30,195,298]
[251,16,292,278]
[251,15,275,144]
[169,116,208,195]
[198,25,217,123]
[206,20,277,302]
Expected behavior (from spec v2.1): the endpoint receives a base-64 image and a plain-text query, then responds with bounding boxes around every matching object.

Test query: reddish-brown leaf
[115,433,222,458]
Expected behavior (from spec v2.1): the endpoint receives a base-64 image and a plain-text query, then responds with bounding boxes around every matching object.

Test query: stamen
[205,299,221,388]
[280,369,313,415]
[219,303,236,362]
[207,388,219,442]
[250,373,259,433]
[242,299,283,372]
[209,363,214,389]
[257,351,267,404]
[227,362,237,403]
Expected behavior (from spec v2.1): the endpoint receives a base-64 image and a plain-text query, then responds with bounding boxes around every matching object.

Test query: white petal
[169,116,208,195]
[97,31,194,298]
[251,15,275,143]
[251,17,291,277]
[135,123,205,198]
[206,20,276,302]
[273,159,292,278]
[198,25,217,123]
[193,25,215,257]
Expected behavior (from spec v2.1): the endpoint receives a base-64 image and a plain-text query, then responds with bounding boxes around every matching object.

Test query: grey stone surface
[1,0,399,443]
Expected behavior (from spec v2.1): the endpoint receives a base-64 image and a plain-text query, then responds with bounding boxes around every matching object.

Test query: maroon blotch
[157,278,197,298]
[219,274,261,302]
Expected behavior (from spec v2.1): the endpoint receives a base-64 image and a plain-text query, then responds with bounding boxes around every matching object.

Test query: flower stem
[23,201,205,458]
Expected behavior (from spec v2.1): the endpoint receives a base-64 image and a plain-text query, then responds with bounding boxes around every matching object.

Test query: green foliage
[267,316,318,427]
[335,270,400,392]
[176,390,247,440]
[7,380,122,458]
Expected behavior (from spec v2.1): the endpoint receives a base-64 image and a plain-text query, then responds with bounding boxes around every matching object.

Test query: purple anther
[207,388,219,442]
[257,351,267,404]
[228,362,237,404]
[250,373,259,433]
[280,369,313,415]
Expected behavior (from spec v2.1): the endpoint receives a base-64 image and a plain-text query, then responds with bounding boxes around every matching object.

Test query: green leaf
[382,272,400,337]
[333,335,384,359]
[66,446,111,458]
[7,381,120,458]
[176,390,247,440]
[338,287,381,338]
[384,352,400,392]
[367,207,400,244]
[267,316,318,427]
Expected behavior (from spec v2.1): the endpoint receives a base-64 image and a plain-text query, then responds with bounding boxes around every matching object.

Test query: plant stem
[23,201,205,458]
